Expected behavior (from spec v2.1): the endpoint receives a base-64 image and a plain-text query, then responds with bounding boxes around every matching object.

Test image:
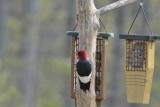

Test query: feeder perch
[119,34,160,104]
[66,31,114,100]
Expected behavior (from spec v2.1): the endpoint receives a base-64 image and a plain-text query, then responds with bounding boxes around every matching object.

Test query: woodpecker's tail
[79,80,90,92]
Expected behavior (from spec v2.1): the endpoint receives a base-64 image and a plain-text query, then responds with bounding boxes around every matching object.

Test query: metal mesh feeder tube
[67,31,114,100]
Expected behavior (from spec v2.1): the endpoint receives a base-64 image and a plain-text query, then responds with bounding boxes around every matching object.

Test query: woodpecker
[76,50,92,92]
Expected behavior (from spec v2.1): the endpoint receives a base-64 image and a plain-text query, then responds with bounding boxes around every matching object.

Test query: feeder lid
[66,31,114,38]
[119,34,160,40]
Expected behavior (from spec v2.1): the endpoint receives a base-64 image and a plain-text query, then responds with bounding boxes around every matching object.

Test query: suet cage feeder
[119,34,160,104]
[67,31,114,100]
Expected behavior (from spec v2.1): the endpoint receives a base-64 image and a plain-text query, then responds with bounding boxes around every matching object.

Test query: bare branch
[98,0,141,15]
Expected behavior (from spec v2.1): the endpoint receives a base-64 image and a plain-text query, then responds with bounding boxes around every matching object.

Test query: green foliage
[52,59,70,74]
[0,72,22,107]
[37,90,63,107]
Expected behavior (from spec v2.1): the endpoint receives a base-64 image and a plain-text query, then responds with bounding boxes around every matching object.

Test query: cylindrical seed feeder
[66,31,114,100]
[119,34,160,104]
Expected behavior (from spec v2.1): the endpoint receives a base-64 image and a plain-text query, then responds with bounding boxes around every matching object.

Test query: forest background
[0,0,160,107]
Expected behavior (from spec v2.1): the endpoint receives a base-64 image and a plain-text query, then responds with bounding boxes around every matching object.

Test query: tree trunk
[76,0,99,107]
[0,0,7,72]
[22,0,40,106]
[108,5,125,107]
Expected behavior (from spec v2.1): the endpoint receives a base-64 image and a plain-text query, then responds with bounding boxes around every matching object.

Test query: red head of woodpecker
[77,50,88,60]
[76,50,91,92]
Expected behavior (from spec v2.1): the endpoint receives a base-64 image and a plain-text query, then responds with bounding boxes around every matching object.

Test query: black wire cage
[119,34,160,104]
[66,31,114,100]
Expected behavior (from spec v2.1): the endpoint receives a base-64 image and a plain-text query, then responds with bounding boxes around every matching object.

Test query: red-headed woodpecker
[76,50,92,92]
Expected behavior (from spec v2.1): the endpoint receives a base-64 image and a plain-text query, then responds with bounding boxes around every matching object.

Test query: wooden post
[96,100,101,107]
[71,36,76,98]
[101,37,108,99]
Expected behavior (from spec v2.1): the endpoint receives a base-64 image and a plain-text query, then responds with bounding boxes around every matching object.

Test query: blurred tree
[107,3,125,107]
[22,0,41,106]
[65,0,76,57]
[0,0,7,72]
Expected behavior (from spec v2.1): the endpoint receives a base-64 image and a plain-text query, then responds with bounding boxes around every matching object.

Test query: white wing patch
[78,73,92,83]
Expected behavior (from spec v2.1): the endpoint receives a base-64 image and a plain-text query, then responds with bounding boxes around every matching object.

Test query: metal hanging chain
[72,18,108,32]
[72,23,77,31]
[100,18,107,32]
[141,3,154,35]
[128,4,141,34]
[72,14,78,31]
[72,13,108,32]
[128,0,153,35]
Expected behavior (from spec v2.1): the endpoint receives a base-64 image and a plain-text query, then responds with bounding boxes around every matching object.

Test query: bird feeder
[66,31,114,100]
[119,34,160,104]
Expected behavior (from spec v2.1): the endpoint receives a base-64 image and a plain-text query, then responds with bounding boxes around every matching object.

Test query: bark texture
[98,0,140,15]
[76,0,99,107]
